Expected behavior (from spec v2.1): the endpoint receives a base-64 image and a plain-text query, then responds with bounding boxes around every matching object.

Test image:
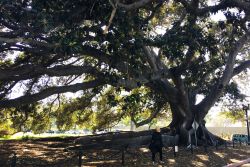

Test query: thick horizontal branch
[0,37,56,49]
[233,60,250,76]
[0,17,19,30]
[0,31,23,38]
[0,65,100,81]
[0,79,105,108]
[116,0,158,10]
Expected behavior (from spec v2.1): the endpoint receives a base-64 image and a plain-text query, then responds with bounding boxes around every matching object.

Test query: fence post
[190,137,193,154]
[10,153,16,167]
[173,135,179,157]
[233,140,235,148]
[173,145,176,157]
[78,150,83,167]
[224,141,227,149]
[215,140,218,150]
[204,140,208,153]
[121,149,125,165]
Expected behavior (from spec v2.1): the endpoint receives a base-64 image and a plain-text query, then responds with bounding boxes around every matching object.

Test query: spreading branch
[0,65,100,81]
[116,0,159,10]
[0,37,56,49]
[197,31,250,118]
[0,79,105,108]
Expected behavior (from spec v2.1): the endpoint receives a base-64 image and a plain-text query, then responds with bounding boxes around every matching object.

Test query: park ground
[0,137,250,167]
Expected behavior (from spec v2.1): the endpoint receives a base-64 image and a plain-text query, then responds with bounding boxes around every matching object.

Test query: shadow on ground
[0,139,249,167]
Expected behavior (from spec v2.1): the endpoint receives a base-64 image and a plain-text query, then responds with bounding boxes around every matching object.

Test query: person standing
[149,127,164,165]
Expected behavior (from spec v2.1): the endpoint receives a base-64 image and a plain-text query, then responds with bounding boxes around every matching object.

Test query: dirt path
[0,139,249,167]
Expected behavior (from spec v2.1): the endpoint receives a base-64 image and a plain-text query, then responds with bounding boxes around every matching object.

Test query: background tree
[0,103,51,134]
[1,0,250,143]
[54,86,170,132]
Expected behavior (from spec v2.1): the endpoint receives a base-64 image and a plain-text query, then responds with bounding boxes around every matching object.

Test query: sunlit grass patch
[0,132,83,140]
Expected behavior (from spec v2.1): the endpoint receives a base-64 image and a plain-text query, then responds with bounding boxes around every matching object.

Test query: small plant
[22,135,30,141]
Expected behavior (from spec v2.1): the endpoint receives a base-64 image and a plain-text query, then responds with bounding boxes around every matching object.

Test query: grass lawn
[0,132,83,140]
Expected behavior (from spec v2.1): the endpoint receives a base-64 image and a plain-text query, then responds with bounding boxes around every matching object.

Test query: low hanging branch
[0,79,105,108]
[0,65,99,81]
[73,129,175,150]
[116,0,160,10]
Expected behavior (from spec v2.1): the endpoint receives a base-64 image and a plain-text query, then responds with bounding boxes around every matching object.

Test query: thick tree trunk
[168,101,194,144]
[168,122,221,147]
[167,101,222,146]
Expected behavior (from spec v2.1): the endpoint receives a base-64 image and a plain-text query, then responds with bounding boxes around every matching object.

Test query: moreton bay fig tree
[1,0,250,145]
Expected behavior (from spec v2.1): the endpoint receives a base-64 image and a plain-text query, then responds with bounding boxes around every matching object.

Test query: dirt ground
[0,138,250,167]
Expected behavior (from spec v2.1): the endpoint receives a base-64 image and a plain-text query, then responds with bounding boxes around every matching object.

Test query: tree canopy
[0,0,250,131]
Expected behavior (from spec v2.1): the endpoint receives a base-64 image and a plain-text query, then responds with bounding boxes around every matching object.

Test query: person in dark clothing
[149,127,164,165]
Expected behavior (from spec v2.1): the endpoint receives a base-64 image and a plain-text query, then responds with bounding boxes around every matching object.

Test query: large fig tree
[1,0,250,144]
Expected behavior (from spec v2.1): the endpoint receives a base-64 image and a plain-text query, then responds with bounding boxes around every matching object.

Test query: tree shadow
[0,140,249,167]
